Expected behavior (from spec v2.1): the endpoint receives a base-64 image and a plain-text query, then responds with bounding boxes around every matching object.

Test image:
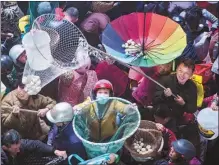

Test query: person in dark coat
[153,104,177,134]
[203,137,219,165]
[154,139,196,165]
[1,129,67,165]
[153,58,197,123]
[46,102,87,164]
[1,55,17,95]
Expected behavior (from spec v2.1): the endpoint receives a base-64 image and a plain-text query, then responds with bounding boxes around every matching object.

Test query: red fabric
[194,64,213,84]
[203,95,214,107]
[132,67,158,106]
[95,62,129,97]
[164,128,177,150]
[196,2,210,8]
[196,2,218,16]
[182,113,195,124]
[55,8,65,20]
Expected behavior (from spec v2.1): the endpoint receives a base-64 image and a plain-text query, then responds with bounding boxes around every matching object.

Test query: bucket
[22,30,54,71]
[197,107,218,140]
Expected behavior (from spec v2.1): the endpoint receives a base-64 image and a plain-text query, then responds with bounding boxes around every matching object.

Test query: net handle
[90,46,177,98]
[30,15,51,61]
[77,97,133,111]
[2,106,38,113]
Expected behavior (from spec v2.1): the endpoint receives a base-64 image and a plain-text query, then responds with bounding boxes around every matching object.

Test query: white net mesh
[22,14,114,95]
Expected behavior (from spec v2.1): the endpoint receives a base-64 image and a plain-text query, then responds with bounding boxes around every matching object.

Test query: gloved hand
[124,103,138,114]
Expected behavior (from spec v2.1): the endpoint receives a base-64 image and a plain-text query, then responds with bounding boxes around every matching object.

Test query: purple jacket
[47,123,87,159]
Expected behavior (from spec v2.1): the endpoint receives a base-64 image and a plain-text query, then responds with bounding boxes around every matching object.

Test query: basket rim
[124,128,164,157]
[73,97,141,146]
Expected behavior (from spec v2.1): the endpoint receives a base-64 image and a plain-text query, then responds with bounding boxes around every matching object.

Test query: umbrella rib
[145,16,168,49]
[150,44,186,54]
[147,46,185,60]
[145,51,163,60]
[149,35,186,50]
[153,25,182,50]
[146,50,164,56]
[146,19,185,52]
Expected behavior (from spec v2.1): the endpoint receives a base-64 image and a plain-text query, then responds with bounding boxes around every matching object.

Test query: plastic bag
[193,32,210,61]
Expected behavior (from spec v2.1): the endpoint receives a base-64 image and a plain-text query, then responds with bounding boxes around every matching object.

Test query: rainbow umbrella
[101,12,187,67]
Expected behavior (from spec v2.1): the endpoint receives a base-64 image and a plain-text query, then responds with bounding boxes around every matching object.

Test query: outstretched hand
[155,123,165,132]
[164,88,172,97]
[12,105,20,114]
[37,108,49,117]
[54,150,67,159]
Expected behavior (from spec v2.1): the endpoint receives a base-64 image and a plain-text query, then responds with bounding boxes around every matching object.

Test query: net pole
[91,46,177,98]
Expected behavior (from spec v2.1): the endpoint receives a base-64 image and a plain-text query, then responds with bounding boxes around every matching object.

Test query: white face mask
[96,93,109,104]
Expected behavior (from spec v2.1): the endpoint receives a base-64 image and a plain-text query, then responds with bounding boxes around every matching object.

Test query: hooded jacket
[47,122,86,159]
[74,98,130,141]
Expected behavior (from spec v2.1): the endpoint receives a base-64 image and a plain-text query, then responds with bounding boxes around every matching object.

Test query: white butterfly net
[22,14,113,95]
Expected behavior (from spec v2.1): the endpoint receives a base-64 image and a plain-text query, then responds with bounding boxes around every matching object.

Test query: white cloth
[212,57,219,74]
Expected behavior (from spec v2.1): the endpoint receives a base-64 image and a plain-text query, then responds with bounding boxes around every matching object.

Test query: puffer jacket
[74,98,130,141]
[47,123,86,159]
[1,89,56,140]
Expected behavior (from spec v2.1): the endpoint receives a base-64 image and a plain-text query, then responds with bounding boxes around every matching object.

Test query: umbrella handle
[91,46,177,98]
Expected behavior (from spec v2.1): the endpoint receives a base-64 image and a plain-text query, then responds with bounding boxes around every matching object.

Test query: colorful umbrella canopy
[101,12,187,67]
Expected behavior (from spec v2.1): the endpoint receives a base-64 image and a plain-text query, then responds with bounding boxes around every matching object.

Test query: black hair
[185,6,202,32]
[170,5,184,17]
[145,2,170,16]
[179,58,195,72]
[65,7,79,18]
[17,79,25,89]
[153,104,172,119]
[2,129,21,147]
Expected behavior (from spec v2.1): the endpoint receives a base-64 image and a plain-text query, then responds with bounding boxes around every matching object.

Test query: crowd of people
[1,1,219,165]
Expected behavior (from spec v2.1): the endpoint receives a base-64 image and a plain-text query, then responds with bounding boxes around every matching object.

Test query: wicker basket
[144,129,163,151]
[124,120,164,162]
[139,120,158,130]
[124,129,159,162]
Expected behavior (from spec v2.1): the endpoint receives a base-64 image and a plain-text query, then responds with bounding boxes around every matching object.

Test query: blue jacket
[47,122,87,159]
